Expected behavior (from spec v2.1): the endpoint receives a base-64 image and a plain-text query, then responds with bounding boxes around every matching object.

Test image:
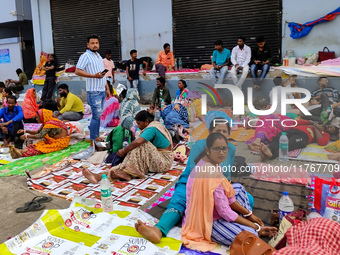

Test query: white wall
[0,1,18,23]
[0,39,23,82]
[31,0,54,64]
[120,0,173,62]
[282,0,340,58]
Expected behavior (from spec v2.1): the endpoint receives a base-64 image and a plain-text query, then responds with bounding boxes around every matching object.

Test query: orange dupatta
[181,162,235,252]
[34,109,70,154]
[22,88,39,119]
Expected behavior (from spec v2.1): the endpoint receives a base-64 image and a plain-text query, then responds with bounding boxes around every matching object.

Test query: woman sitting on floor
[100,82,120,128]
[10,109,71,158]
[181,133,277,252]
[83,110,174,182]
[22,88,40,123]
[175,79,189,102]
[119,88,141,130]
[135,111,253,244]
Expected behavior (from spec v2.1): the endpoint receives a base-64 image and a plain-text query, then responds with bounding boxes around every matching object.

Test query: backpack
[139,57,153,71]
[106,126,133,153]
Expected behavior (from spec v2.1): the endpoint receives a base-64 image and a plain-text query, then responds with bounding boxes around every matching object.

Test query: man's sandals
[16,196,53,213]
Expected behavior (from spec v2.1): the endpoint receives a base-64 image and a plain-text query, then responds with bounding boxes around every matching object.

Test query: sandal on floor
[24,196,52,207]
[16,201,45,213]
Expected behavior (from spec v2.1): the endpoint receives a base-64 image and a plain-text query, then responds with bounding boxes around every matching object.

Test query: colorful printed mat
[146,186,175,212]
[27,159,186,210]
[0,197,183,255]
[291,144,339,163]
[0,197,230,255]
[0,141,90,177]
[192,122,209,141]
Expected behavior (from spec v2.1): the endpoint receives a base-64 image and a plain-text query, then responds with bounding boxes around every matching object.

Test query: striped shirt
[311,86,339,103]
[76,49,106,91]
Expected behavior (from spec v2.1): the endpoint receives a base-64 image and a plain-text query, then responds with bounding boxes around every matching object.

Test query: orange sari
[23,109,70,156]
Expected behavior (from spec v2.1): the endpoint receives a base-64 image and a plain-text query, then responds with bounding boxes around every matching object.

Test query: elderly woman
[119,88,141,130]
[22,88,40,123]
[83,110,174,182]
[10,109,70,158]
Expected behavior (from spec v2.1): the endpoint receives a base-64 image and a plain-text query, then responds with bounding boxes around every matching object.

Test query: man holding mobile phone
[75,34,106,143]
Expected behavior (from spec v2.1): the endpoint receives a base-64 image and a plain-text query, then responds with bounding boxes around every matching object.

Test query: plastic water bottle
[122,138,129,149]
[320,108,328,124]
[139,64,143,72]
[135,128,140,138]
[155,109,160,121]
[161,99,165,109]
[100,174,113,212]
[159,117,164,125]
[188,134,195,148]
[279,191,294,221]
[307,208,322,221]
[279,132,289,162]
[178,57,182,70]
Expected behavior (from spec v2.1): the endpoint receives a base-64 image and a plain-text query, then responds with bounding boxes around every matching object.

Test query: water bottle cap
[102,174,107,179]
[310,208,317,212]
[283,191,288,196]
[281,132,286,135]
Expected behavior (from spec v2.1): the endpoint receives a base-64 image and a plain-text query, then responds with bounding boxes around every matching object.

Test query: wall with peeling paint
[120,0,173,62]
[282,0,340,59]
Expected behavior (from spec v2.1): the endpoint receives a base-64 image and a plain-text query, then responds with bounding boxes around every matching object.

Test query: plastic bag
[319,179,340,223]
[305,53,318,65]
[72,145,95,160]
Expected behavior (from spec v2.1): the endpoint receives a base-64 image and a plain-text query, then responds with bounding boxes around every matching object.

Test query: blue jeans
[210,66,229,85]
[87,91,106,141]
[127,79,139,89]
[250,64,270,86]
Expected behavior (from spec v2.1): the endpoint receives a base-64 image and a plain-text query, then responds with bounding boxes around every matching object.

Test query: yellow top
[59,92,85,114]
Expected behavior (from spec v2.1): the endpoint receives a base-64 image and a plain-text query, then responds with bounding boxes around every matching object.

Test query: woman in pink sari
[246,113,298,151]
[100,82,120,127]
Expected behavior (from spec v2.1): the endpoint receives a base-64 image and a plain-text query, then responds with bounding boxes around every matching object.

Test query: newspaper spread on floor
[0,196,182,255]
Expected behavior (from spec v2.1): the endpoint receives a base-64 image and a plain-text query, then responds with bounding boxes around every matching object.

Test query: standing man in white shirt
[231,37,251,89]
[103,50,115,83]
[75,34,107,143]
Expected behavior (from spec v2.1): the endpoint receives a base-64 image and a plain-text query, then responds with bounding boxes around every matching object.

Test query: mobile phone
[101,69,108,75]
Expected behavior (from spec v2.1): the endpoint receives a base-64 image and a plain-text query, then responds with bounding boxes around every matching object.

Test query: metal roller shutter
[50,0,121,65]
[172,0,282,68]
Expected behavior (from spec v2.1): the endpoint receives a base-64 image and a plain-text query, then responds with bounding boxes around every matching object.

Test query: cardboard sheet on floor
[0,196,183,255]
[289,144,338,164]
[0,141,90,177]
